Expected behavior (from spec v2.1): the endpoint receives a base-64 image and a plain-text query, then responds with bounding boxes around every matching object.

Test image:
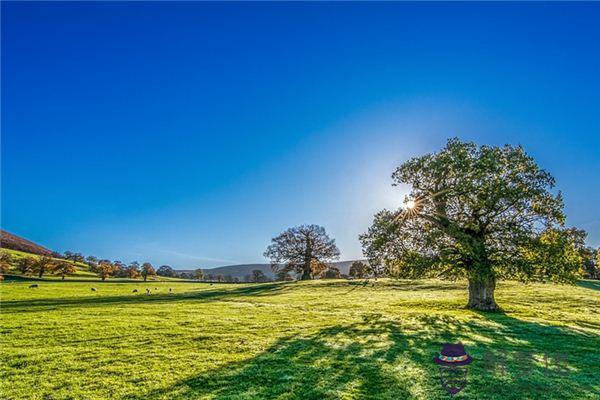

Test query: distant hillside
[0,230,54,256]
[179,260,366,279]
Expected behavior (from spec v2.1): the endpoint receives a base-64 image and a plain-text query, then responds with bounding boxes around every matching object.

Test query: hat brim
[433,355,473,366]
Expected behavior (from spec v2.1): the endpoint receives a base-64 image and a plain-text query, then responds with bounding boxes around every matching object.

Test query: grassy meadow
[1,279,599,400]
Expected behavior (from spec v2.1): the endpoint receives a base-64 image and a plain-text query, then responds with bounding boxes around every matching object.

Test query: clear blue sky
[2,2,599,268]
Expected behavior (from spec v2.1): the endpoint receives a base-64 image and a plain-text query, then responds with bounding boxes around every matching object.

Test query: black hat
[433,343,473,366]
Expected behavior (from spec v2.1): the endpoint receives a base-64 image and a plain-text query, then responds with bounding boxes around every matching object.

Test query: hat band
[439,354,468,362]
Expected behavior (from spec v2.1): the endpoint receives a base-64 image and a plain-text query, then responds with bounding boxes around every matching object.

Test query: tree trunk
[300,266,312,280]
[301,241,313,280]
[467,276,500,311]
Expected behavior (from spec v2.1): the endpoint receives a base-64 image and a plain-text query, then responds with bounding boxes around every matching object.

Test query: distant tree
[322,267,341,279]
[157,265,175,277]
[111,261,127,277]
[264,224,340,280]
[55,260,77,280]
[233,277,240,283]
[33,256,57,278]
[86,255,98,264]
[63,251,85,263]
[564,228,598,279]
[251,269,267,283]
[595,248,600,279]
[0,252,14,273]
[206,273,215,282]
[579,246,597,279]
[243,274,252,283]
[223,275,234,282]
[178,271,193,279]
[87,261,99,272]
[97,261,115,281]
[141,262,156,282]
[349,261,369,279]
[520,228,584,282]
[16,256,35,275]
[361,138,582,311]
[275,269,293,281]
[127,261,141,279]
[193,268,204,280]
[216,274,224,283]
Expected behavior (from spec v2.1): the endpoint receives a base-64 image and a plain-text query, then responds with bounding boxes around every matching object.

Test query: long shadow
[0,283,287,313]
[121,311,599,400]
[463,312,600,399]
[577,280,600,291]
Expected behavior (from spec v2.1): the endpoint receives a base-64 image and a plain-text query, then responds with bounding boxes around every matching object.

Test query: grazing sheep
[169,288,172,293]
[154,287,158,290]
[29,284,38,288]
[132,289,138,293]
[145,288,151,295]
[91,288,97,291]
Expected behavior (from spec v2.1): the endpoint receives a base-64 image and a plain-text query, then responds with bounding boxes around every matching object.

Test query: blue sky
[2,2,599,268]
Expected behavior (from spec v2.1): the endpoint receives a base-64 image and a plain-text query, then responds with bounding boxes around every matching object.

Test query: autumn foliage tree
[96,261,115,281]
[127,261,141,279]
[33,256,57,278]
[264,224,340,280]
[361,138,582,311]
[0,252,14,273]
[141,262,156,281]
[55,260,77,279]
[16,257,35,275]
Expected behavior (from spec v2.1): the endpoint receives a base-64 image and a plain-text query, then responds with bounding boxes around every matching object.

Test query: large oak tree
[264,224,340,280]
[360,138,582,311]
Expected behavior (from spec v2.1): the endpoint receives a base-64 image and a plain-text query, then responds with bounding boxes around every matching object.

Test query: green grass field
[1,279,598,399]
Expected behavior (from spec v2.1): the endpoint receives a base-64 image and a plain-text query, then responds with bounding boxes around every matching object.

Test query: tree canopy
[264,224,340,280]
[141,263,156,282]
[157,265,175,277]
[361,138,582,311]
[349,261,369,279]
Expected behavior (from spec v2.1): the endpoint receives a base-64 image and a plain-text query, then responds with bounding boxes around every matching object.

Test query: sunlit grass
[1,279,598,399]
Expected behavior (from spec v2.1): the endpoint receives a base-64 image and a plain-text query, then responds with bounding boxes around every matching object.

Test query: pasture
[1,279,599,399]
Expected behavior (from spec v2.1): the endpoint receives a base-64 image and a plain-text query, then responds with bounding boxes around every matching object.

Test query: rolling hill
[0,230,54,256]
[0,230,365,281]
[180,260,365,279]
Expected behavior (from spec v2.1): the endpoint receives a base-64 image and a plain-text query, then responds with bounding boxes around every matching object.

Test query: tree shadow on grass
[123,313,599,400]
[0,283,288,313]
[577,280,600,291]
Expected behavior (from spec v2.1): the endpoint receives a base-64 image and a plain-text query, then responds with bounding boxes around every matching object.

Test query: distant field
[1,279,598,400]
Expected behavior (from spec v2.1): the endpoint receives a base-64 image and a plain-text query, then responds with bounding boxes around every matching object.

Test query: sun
[406,200,416,209]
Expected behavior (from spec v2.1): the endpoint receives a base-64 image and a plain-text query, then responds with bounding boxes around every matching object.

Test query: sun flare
[406,200,416,209]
